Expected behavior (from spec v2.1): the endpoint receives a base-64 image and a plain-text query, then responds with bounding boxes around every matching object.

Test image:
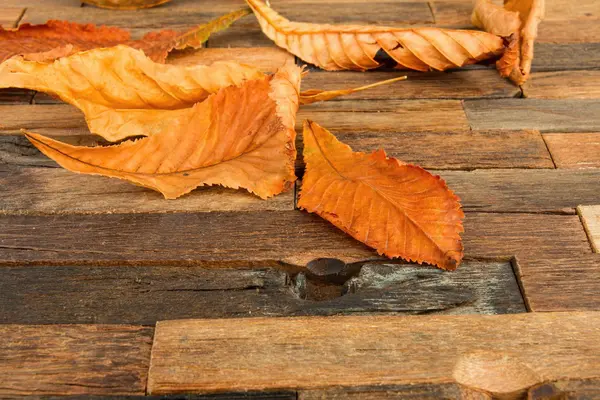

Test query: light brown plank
[545,0,600,21]
[301,69,521,100]
[167,47,294,72]
[147,312,600,396]
[579,205,600,253]
[0,212,590,267]
[538,19,600,43]
[525,71,600,99]
[518,254,600,312]
[464,99,600,132]
[544,133,600,169]
[0,104,87,136]
[0,324,153,396]
[4,0,80,6]
[533,43,600,72]
[0,8,24,28]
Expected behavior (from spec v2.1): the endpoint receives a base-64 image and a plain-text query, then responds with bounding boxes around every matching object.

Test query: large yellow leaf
[245,0,504,72]
[298,121,464,270]
[24,64,302,200]
[0,46,264,141]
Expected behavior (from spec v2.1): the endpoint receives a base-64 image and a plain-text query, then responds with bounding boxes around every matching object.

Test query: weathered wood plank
[0,166,295,214]
[538,19,600,43]
[544,0,600,21]
[168,47,294,72]
[543,133,600,169]
[301,69,521,100]
[518,254,600,312]
[0,8,24,28]
[0,212,590,267]
[0,260,525,325]
[147,312,600,396]
[525,71,600,99]
[579,205,600,253]
[0,89,34,105]
[464,99,600,132]
[0,104,87,136]
[533,43,600,72]
[0,325,153,397]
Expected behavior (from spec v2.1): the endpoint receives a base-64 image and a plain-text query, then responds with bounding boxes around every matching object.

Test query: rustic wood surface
[1,0,599,397]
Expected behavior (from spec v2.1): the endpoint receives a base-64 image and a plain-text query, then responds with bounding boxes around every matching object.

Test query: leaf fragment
[245,0,504,72]
[82,0,172,10]
[24,64,302,200]
[299,76,407,105]
[298,120,464,270]
[0,8,250,63]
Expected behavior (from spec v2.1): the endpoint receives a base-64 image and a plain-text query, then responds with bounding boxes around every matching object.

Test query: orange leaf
[298,120,464,270]
[0,46,264,141]
[24,64,302,200]
[0,8,250,63]
[246,0,504,72]
[82,0,173,10]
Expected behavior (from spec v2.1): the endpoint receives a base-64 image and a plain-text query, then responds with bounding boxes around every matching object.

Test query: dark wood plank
[0,212,590,267]
[147,313,600,396]
[464,99,600,132]
[0,260,525,325]
[0,325,153,397]
[301,69,521,100]
[0,89,35,105]
[544,133,600,169]
[517,254,600,312]
[525,71,600,99]
[579,205,600,253]
[533,43,600,72]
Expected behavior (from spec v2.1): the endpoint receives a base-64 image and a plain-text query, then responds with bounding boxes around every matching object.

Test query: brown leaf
[24,64,302,200]
[472,0,545,84]
[298,120,464,270]
[246,0,504,72]
[0,8,250,63]
[82,0,173,10]
[299,76,407,105]
[0,46,265,141]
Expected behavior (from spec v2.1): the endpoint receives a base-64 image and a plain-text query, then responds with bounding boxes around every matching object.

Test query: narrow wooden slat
[0,8,24,28]
[544,0,600,21]
[0,212,590,267]
[147,312,600,396]
[464,99,600,132]
[533,43,600,72]
[168,48,294,72]
[0,105,86,136]
[4,0,80,6]
[543,133,600,169]
[0,260,525,325]
[429,1,471,26]
[518,254,600,312]
[525,71,600,99]
[0,325,153,397]
[0,89,34,105]
[579,205,600,253]
[537,19,600,43]
[301,70,521,100]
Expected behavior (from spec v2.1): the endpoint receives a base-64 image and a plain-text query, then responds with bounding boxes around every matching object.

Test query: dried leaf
[298,120,464,270]
[0,46,265,141]
[246,0,504,72]
[0,8,250,63]
[472,0,545,84]
[82,0,173,10]
[299,76,407,105]
[24,64,302,200]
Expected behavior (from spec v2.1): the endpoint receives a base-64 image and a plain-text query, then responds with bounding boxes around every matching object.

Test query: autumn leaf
[472,0,545,84]
[245,0,504,72]
[299,76,407,105]
[23,64,301,200]
[0,46,265,141]
[82,0,173,10]
[0,8,250,63]
[298,120,464,270]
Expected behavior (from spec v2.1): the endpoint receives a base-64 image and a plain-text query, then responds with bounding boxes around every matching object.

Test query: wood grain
[0,212,590,267]
[147,312,600,396]
[525,71,600,99]
[300,69,521,100]
[543,133,600,169]
[168,47,294,72]
[0,88,35,105]
[0,165,295,214]
[464,99,600,132]
[0,8,24,28]
[533,43,600,72]
[0,324,153,396]
[579,205,600,253]
[518,254,600,312]
[0,260,525,325]
[0,104,87,136]
[538,19,600,43]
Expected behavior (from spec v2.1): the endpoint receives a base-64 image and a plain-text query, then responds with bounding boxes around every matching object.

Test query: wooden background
[1,0,599,398]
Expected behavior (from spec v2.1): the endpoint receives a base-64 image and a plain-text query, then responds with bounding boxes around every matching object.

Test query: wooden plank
[0,212,590,267]
[0,8,24,28]
[543,133,600,169]
[533,43,600,72]
[147,312,600,396]
[538,19,600,43]
[0,324,153,397]
[0,260,525,325]
[544,0,600,21]
[0,166,295,214]
[429,1,471,26]
[464,99,600,132]
[0,104,87,136]
[518,254,600,312]
[301,69,521,100]
[4,0,80,6]
[525,71,600,99]
[0,89,34,105]
[579,205,600,253]
[168,47,294,72]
